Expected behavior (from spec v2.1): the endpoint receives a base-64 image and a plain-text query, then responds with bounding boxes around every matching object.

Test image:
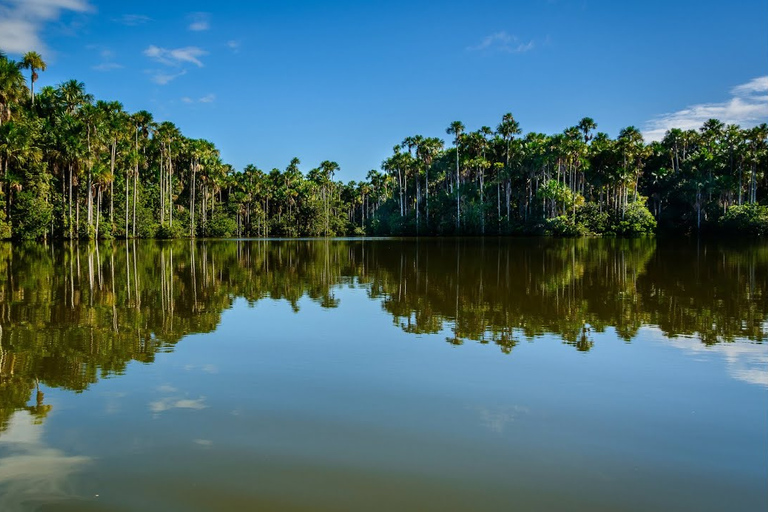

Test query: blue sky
[1,0,766,181]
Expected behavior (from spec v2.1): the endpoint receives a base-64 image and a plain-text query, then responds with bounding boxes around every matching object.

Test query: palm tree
[58,80,92,115]
[21,52,46,107]
[131,110,154,237]
[496,113,520,226]
[416,137,443,229]
[319,160,339,236]
[0,55,26,126]
[446,121,465,230]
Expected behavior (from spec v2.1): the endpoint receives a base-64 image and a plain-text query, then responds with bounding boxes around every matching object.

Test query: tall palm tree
[319,160,339,236]
[446,121,465,230]
[0,55,27,127]
[131,110,154,237]
[21,52,46,107]
[496,113,521,224]
[416,136,443,229]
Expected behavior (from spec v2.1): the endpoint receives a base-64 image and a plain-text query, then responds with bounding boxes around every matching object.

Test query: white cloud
[115,13,151,26]
[0,0,92,55]
[468,31,535,53]
[182,94,215,104]
[92,62,123,71]
[188,12,210,32]
[643,76,768,141]
[226,40,240,53]
[144,45,207,67]
[149,69,187,85]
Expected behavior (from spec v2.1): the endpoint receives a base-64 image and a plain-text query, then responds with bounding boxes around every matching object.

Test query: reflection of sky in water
[644,326,768,388]
[150,396,207,414]
[0,411,90,512]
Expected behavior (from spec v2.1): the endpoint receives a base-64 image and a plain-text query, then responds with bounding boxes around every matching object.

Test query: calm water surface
[0,238,766,511]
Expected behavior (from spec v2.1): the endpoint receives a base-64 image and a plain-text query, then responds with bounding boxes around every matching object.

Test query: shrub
[719,204,768,236]
[205,213,238,237]
[576,203,611,234]
[545,215,588,237]
[615,201,656,236]
[156,222,186,239]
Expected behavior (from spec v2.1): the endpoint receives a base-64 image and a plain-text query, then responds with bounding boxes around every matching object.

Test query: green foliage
[719,204,768,236]
[12,189,53,240]
[205,213,237,237]
[156,222,186,239]
[1,50,767,239]
[0,210,11,239]
[546,215,588,237]
[576,203,611,234]
[616,201,657,236]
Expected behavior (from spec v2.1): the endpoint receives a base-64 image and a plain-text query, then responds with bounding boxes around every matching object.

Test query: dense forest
[1,51,768,240]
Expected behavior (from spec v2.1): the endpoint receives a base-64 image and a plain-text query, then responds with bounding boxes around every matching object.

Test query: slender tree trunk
[133,128,138,237]
[160,146,165,224]
[96,188,101,239]
[110,140,116,228]
[132,170,138,237]
[456,148,460,231]
[425,165,430,228]
[125,167,130,238]
[68,164,73,239]
[739,165,743,205]
[169,150,173,227]
[190,161,196,237]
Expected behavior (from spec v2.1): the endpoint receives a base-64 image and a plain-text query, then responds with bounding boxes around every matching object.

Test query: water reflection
[0,238,766,435]
[0,410,90,509]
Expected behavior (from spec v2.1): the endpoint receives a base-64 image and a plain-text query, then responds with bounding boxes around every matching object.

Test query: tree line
[2,51,768,240]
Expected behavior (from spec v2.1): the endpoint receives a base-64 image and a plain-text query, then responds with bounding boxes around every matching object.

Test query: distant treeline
[1,51,768,240]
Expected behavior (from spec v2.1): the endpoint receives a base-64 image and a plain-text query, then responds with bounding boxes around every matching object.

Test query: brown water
[0,238,766,511]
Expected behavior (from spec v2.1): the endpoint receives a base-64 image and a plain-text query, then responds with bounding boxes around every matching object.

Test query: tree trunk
[68,164,73,239]
[456,148,460,231]
[110,140,116,228]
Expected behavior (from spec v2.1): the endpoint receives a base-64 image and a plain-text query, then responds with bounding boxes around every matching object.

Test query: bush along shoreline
[1,51,767,240]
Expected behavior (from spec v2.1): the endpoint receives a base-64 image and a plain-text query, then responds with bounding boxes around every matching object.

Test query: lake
[0,238,766,511]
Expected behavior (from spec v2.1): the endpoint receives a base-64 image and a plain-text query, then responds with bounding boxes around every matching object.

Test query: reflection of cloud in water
[184,364,218,374]
[471,405,530,433]
[149,396,207,413]
[644,326,768,388]
[0,411,90,511]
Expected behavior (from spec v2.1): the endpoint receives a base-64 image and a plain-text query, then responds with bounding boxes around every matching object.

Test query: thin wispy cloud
[188,12,210,32]
[226,40,240,53]
[115,13,152,26]
[93,62,123,71]
[0,0,92,55]
[144,45,207,67]
[181,94,216,104]
[468,31,535,53]
[149,69,187,85]
[643,76,768,141]
[88,44,122,72]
